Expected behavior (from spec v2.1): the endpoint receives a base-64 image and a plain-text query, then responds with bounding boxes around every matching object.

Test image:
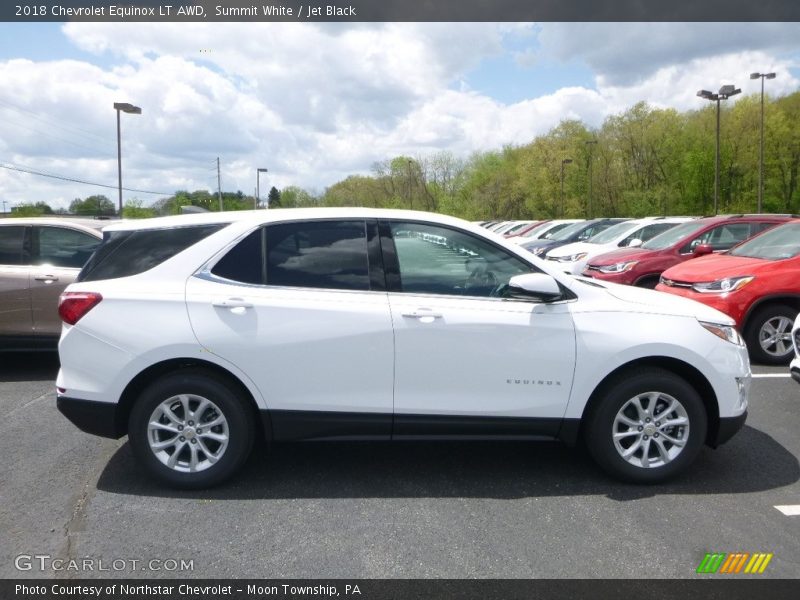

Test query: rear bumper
[711,410,747,447]
[56,396,125,439]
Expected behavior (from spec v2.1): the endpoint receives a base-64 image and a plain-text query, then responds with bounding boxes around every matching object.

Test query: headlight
[699,321,745,346]
[596,260,639,273]
[558,252,588,262]
[691,276,754,294]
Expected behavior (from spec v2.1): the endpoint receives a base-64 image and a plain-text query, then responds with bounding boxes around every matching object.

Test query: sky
[0,22,798,211]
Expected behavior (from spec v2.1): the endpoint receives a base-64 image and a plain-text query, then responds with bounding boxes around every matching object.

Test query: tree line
[7,91,800,220]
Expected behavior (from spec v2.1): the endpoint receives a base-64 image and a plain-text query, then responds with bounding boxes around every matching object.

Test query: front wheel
[584,369,707,483]
[128,370,254,489]
[744,304,796,365]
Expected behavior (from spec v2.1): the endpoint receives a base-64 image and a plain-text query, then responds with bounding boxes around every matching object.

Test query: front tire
[128,370,254,489]
[744,304,796,365]
[584,369,707,483]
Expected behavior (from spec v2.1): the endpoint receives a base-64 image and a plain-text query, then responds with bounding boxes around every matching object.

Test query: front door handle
[212,298,253,309]
[34,274,59,283]
[401,309,443,320]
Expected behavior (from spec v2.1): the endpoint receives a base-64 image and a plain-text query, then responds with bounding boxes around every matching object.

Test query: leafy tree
[122,199,156,219]
[10,201,53,217]
[267,186,281,208]
[69,195,115,216]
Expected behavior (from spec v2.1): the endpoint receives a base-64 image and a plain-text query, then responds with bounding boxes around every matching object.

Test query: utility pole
[216,157,223,212]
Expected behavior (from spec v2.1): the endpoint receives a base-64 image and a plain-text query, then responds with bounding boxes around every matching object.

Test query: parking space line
[774,505,800,516]
[751,373,791,378]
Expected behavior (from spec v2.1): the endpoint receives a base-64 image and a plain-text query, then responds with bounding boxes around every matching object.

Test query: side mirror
[507,273,563,303]
[626,238,643,248]
[692,243,713,257]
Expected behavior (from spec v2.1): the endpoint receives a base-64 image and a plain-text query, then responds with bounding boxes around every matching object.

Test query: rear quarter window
[77,224,225,282]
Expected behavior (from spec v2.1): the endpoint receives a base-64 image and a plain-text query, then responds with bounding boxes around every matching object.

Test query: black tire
[634,275,660,289]
[744,304,797,365]
[584,368,707,484]
[128,369,254,489]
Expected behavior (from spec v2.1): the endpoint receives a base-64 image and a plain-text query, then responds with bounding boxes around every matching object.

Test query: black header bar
[3,0,800,22]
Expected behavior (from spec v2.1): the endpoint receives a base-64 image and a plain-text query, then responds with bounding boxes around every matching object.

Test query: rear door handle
[34,274,59,283]
[212,298,253,309]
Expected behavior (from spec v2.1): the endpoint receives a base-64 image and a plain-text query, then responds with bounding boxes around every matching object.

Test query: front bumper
[57,396,125,439]
[710,410,748,448]
[791,357,800,384]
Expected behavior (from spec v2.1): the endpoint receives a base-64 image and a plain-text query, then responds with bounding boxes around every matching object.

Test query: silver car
[0,218,103,349]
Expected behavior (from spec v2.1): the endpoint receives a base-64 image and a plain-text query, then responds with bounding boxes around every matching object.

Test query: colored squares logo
[697,552,773,574]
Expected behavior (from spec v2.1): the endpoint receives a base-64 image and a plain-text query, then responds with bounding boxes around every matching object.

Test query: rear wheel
[744,304,796,365]
[128,370,254,488]
[584,369,707,483]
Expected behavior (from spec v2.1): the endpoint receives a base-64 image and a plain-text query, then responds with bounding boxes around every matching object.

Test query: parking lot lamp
[113,102,142,217]
[256,168,268,208]
[750,72,776,213]
[584,141,597,218]
[697,85,740,215]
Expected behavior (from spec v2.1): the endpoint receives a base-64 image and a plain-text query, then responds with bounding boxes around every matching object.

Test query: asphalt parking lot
[1,353,798,579]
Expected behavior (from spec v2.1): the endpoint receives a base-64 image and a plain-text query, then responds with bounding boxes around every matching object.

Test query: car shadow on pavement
[0,352,59,382]
[96,424,798,501]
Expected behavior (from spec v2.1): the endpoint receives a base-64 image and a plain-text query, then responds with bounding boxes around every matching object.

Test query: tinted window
[389,222,533,297]
[211,229,264,285]
[78,224,224,282]
[36,226,100,268]
[267,221,369,290]
[680,223,752,254]
[729,221,800,260]
[0,226,25,265]
[619,222,677,247]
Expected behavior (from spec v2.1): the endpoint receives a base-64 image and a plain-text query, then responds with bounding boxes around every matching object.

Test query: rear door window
[210,220,371,291]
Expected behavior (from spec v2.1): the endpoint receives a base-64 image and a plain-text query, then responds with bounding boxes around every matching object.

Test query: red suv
[582,214,792,288]
[657,219,800,364]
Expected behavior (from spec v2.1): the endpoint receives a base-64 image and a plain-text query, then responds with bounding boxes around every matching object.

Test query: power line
[0,162,171,196]
[0,98,113,146]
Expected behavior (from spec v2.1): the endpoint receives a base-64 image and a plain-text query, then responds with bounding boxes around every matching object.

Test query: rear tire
[128,370,254,489]
[584,368,707,483]
[744,304,796,365]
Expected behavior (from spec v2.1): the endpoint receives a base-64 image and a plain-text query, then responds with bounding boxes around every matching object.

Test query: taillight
[58,292,103,325]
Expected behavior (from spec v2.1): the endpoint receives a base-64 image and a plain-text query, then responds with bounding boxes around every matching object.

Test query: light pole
[113,102,141,217]
[697,85,740,215]
[750,72,776,213]
[560,158,573,217]
[256,168,268,208]
[584,141,597,218]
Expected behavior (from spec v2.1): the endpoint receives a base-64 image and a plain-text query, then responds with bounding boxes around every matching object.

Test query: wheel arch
[116,358,269,441]
[742,295,800,331]
[561,356,720,447]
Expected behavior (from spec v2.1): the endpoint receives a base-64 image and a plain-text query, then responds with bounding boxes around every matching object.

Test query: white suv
[56,209,750,488]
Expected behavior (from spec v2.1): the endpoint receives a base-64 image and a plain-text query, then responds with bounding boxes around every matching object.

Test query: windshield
[642,220,707,250]
[549,221,592,241]
[728,221,800,260]
[587,221,642,245]
[505,221,535,235]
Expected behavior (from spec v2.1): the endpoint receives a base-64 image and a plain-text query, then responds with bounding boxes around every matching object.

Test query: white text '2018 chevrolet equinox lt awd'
[56,209,750,488]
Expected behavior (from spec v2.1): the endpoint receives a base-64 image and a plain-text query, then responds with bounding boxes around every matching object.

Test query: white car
[545,217,693,275]
[791,314,800,384]
[56,208,749,488]
[506,219,583,244]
